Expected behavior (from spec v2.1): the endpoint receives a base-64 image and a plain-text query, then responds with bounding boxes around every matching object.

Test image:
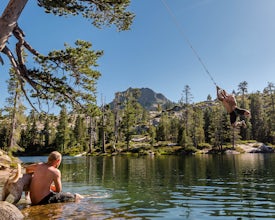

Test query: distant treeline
[0,82,274,155]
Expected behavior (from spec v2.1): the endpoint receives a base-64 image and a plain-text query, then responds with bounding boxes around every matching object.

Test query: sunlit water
[3,154,275,219]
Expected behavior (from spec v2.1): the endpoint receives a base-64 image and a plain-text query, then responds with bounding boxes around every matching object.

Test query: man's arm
[217,86,224,101]
[53,169,62,193]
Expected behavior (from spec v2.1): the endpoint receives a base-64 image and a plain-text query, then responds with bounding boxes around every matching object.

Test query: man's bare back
[26,151,83,205]
[28,162,61,205]
[26,151,62,205]
[217,87,237,113]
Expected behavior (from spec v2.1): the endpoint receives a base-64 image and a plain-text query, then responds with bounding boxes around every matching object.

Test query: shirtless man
[216,86,250,128]
[26,151,82,205]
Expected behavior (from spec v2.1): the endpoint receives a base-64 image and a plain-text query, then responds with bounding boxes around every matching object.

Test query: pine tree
[180,85,193,137]
[238,81,250,140]
[209,106,231,150]
[1,1,134,111]
[0,119,9,150]
[263,82,275,144]
[203,107,212,143]
[20,110,39,153]
[73,115,87,152]
[4,68,26,151]
[156,112,170,142]
[43,117,50,149]
[55,106,70,153]
[250,93,267,142]
[148,125,156,146]
[120,89,141,150]
[190,107,205,148]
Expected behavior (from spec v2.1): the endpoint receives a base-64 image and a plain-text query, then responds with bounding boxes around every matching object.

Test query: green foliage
[38,0,134,31]
[120,89,142,150]
[1,0,134,114]
[0,121,9,150]
[55,106,70,152]
[72,115,87,151]
[148,125,156,146]
[31,40,102,112]
[64,146,83,156]
[156,112,170,142]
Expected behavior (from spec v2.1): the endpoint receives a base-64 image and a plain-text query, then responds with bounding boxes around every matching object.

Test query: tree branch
[0,0,28,52]
[2,46,39,112]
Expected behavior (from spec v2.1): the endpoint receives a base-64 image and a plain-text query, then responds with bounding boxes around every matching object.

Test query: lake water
[13,154,275,219]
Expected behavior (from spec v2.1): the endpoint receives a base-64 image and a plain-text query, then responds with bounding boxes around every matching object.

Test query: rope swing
[161,0,218,87]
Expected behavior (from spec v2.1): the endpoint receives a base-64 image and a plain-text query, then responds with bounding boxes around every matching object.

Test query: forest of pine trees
[0,82,274,155]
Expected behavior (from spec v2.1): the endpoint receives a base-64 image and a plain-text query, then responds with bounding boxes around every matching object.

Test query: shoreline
[0,143,273,179]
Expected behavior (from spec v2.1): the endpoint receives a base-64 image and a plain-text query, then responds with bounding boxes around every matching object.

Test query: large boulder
[0,201,24,220]
[250,144,274,153]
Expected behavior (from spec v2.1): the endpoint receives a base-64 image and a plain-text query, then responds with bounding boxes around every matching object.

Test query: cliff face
[110,87,174,111]
[137,88,173,111]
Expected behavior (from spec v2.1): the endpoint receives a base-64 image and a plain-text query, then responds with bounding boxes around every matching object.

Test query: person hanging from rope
[216,86,250,128]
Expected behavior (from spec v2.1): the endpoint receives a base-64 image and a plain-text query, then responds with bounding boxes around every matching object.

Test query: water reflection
[17,154,275,219]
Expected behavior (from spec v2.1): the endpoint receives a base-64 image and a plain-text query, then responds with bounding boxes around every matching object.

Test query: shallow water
[12,154,275,219]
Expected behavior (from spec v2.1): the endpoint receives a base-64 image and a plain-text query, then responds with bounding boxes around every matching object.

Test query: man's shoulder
[48,166,61,175]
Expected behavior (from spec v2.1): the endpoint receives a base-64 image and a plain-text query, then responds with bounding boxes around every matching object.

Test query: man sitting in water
[26,151,83,205]
[216,86,250,128]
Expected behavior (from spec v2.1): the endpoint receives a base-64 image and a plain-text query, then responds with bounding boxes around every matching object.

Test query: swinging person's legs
[230,110,246,128]
[230,107,250,128]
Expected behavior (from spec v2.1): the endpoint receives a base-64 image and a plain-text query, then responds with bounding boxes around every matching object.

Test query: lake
[14,154,275,219]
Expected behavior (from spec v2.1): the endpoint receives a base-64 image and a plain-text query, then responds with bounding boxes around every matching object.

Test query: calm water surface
[15,154,275,219]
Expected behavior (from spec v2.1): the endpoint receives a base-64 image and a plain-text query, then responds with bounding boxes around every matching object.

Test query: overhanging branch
[0,0,28,52]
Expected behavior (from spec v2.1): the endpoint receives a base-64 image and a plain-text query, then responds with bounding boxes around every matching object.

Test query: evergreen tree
[99,103,107,153]
[104,106,115,146]
[0,120,9,150]
[263,82,275,144]
[203,107,212,143]
[156,112,170,142]
[190,107,205,148]
[208,106,231,150]
[178,122,192,148]
[73,115,87,152]
[87,115,98,153]
[120,89,141,150]
[180,85,193,137]
[250,93,268,142]
[1,1,134,111]
[20,110,39,153]
[55,106,70,153]
[169,117,179,143]
[148,125,156,146]
[43,116,50,149]
[113,92,122,144]
[238,81,250,140]
[4,67,26,151]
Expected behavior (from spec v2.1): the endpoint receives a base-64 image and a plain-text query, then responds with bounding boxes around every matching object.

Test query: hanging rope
[161,0,218,87]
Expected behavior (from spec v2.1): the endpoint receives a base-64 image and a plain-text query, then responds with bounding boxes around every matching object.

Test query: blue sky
[1,0,275,110]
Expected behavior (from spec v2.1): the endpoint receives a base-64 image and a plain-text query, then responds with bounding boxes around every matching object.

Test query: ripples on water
[15,154,275,219]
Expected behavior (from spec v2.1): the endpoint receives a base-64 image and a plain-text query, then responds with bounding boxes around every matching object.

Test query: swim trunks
[230,107,246,124]
[36,191,75,205]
